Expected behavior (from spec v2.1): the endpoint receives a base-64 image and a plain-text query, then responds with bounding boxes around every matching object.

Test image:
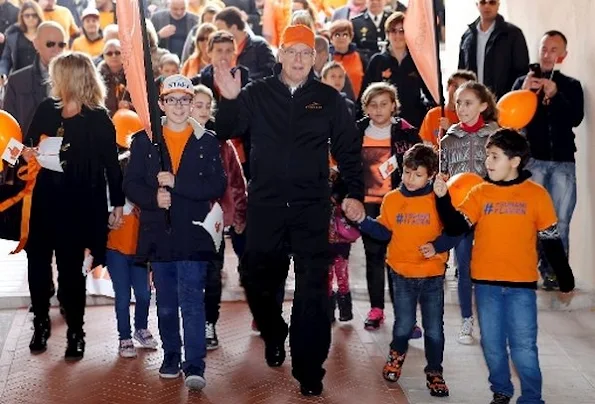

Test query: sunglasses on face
[22,13,39,19]
[46,41,67,49]
[105,50,121,57]
[478,0,498,5]
[388,28,405,34]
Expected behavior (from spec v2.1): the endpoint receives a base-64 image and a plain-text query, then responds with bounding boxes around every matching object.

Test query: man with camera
[512,30,584,291]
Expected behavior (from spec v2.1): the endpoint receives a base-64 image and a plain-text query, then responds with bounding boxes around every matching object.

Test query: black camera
[529,63,542,78]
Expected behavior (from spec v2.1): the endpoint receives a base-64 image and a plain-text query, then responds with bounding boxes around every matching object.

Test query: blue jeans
[152,261,208,375]
[389,271,444,372]
[454,230,474,319]
[106,249,151,340]
[475,284,543,404]
[527,159,576,276]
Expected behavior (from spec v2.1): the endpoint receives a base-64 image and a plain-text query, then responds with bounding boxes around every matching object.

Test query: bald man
[4,21,66,134]
[150,0,199,58]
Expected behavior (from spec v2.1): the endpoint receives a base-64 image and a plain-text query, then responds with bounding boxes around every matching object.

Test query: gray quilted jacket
[440,121,499,177]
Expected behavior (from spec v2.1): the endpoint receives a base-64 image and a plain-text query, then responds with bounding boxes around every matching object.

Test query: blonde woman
[23,51,125,362]
[180,23,216,78]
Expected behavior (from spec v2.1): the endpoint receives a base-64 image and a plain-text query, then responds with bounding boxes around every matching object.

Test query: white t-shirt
[476,20,496,84]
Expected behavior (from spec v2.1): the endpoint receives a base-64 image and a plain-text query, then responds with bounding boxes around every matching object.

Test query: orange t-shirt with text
[377,189,448,278]
[458,180,558,283]
[163,125,193,174]
[362,136,392,204]
[418,107,459,147]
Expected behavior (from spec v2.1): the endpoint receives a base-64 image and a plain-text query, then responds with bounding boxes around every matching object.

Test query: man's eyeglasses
[388,28,405,35]
[22,13,39,19]
[46,41,67,49]
[332,32,350,39]
[283,48,315,59]
[478,0,498,5]
[162,96,193,106]
[105,51,121,57]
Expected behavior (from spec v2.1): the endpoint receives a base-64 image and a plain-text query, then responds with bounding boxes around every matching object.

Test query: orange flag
[116,0,152,138]
[404,0,441,105]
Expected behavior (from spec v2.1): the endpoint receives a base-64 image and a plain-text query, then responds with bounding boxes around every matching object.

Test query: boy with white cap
[124,74,227,391]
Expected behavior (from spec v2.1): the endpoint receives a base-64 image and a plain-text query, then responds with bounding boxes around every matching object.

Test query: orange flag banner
[404,0,441,105]
[116,0,152,139]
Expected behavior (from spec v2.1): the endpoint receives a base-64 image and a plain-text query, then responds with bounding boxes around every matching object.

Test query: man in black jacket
[214,6,275,80]
[214,24,364,397]
[457,0,529,99]
[512,30,584,290]
[351,0,395,67]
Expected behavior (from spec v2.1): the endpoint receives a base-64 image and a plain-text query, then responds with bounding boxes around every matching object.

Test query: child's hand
[342,198,365,223]
[157,188,171,209]
[433,174,448,197]
[157,171,175,188]
[439,117,451,131]
[419,243,436,258]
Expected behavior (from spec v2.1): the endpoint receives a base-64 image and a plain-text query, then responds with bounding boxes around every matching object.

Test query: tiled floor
[0,301,594,403]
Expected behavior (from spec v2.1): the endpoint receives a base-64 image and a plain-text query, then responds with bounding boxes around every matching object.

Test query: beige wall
[445,0,595,289]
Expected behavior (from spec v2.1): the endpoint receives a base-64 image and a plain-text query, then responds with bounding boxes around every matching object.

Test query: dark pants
[390,272,445,373]
[241,203,331,385]
[27,242,86,332]
[362,203,393,310]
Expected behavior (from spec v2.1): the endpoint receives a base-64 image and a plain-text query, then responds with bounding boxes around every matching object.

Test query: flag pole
[431,0,445,173]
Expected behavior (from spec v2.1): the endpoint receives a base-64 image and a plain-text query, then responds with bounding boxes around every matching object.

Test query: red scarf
[460,115,485,133]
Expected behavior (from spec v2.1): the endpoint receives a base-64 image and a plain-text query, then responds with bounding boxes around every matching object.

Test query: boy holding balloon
[439,81,499,345]
[433,128,575,404]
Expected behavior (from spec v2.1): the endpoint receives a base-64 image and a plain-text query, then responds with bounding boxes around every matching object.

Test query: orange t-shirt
[44,6,79,38]
[107,210,140,255]
[71,36,105,58]
[458,180,558,283]
[99,11,115,30]
[333,51,364,98]
[362,136,391,204]
[418,107,459,147]
[163,125,193,174]
[377,189,448,278]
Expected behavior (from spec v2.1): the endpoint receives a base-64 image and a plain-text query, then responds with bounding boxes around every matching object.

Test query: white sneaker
[119,339,137,358]
[185,374,207,391]
[133,329,159,349]
[458,317,475,345]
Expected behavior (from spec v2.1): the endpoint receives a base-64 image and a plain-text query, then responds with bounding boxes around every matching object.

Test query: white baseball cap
[161,74,194,96]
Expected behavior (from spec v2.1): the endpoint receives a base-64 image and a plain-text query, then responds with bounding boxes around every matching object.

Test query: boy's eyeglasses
[163,96,193,106]
[104,51,121,57]
[46,41,67,49]
[478,0,498,5]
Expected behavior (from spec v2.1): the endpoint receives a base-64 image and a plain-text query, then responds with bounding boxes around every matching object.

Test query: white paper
[378,155,398,180]
[82,249,94,276]
[1,138,24,165]
[192,202,224,251]
[37,137,64,172]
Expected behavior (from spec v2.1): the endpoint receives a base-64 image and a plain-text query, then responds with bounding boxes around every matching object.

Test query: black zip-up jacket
[512,71,584,162]
[216,64,364,206]
[357,116,422,194]
[458,14,529,99]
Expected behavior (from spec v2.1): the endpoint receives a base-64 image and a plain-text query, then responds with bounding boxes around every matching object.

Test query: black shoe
[265,342,286,367]
[337,292,353,322]
[490,393,512,404]
[65,330,85,361]
[29,317,51,354]
[206,322,219,350]
[329,292,337,323]
[300,381,323,396]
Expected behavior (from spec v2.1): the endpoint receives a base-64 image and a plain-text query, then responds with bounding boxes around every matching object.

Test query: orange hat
[280,25,315,49]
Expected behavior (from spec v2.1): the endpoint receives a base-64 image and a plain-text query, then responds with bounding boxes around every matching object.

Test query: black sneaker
[206,322,219,350]
[542,275,559,291]
[337,292,353,322]
[64,330,85,361]
[329,292,337,323]
[490,393,512,404]
[29,317,51,354]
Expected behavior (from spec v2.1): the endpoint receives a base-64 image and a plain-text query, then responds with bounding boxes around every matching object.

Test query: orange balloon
[447,172,484,206]
[0,110,23,153]
[497,90,538,129]
[112,109,143,148]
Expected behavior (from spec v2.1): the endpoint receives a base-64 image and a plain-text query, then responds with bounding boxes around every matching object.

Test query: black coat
[351,9,392,67]
[0,1,18,58]
[215,64,364,206]
[512,72,584,162]
[458,15,529,99]
[25,98,125,267]
[124,124,227,262]
[237,34,276,81]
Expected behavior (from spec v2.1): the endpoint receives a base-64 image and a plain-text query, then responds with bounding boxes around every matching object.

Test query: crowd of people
[0,0,585,403]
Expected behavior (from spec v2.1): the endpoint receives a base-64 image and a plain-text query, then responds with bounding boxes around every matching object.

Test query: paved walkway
[0,301,594,403]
